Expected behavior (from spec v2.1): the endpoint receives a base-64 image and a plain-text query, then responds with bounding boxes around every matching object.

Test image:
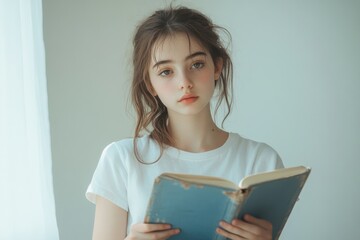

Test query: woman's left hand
[216,214,273,240]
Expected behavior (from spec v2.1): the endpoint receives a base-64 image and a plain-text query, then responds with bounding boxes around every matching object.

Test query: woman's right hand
[125,223,180,240]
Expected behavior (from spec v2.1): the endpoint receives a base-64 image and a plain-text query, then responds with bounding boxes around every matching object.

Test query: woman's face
[148,33,222,118]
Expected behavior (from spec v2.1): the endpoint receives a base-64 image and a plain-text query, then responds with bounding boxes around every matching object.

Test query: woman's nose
[178,72,193,90]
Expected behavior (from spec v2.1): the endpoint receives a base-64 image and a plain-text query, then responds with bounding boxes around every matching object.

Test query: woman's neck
[167,109,228,153]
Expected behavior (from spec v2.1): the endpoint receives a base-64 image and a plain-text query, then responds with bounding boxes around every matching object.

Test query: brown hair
[131,6,233,163]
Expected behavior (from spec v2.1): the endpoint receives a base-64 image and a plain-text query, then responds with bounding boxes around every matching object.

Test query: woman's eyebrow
[152,60,172,69]
[185,51,207,60]
[152,51,207,69]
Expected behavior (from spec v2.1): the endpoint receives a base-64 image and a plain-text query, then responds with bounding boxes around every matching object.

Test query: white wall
[43,0,360,239]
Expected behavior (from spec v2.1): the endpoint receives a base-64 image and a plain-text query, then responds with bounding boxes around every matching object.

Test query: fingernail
[232,219,239,225]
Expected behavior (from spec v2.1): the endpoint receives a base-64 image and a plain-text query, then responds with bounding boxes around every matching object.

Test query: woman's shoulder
[229,132,284,171]
[101,137,133,156]
[100,134,160,162]
[102,134,145,152]
[230,132,277,152]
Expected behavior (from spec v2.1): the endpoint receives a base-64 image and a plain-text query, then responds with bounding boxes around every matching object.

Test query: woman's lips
[178,94,199,103]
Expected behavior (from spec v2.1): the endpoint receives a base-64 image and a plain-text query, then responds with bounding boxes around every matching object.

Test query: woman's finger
[142,228,180,240]
[216,225,245,240]
[244,214,273,231]
[130,223,180,239]
[230,216,272,239]
[132,223,172,233]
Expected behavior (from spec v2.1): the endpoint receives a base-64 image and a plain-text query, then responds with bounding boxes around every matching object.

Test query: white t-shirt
[86,133,283,234]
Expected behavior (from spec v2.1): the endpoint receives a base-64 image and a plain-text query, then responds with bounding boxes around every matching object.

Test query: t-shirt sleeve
[85,142,128,211]
[251,143,284,174]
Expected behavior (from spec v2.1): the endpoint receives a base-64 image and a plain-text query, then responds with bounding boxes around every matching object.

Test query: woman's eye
[192,62,204,69]
[159,70,171,76]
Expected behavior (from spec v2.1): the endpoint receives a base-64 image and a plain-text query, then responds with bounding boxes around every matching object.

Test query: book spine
[213,192,243,240]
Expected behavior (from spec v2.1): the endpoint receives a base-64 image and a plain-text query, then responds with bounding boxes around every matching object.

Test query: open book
[144,166,311,240]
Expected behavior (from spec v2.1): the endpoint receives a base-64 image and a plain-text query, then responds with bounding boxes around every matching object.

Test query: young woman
[86,6,283,240]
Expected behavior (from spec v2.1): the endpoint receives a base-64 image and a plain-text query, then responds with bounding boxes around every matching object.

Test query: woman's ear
[214,58,223,81]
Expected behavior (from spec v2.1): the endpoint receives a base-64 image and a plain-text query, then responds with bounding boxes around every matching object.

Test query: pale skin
[92,33,273,240]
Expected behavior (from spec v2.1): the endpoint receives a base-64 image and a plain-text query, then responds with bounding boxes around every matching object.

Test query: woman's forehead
[151,33,206,61]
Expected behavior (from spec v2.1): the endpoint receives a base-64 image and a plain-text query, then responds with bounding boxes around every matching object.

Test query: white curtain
[0,0,59,239]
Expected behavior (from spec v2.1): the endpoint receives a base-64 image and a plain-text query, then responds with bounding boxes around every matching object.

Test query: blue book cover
[144,166,311,240]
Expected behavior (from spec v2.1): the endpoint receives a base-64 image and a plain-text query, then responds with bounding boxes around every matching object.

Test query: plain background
[43,0,360,239]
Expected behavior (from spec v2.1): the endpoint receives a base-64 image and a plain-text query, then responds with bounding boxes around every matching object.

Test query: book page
[239,166,310,189]
[162,172,239,190]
